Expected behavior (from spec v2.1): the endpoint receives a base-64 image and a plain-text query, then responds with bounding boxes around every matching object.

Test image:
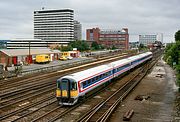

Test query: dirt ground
[109,58,179,122]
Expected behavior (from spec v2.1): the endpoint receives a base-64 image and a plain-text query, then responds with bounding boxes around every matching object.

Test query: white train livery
[56,52,152,105]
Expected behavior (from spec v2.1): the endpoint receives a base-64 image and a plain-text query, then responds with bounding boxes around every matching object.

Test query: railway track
[0,53,129,100]
[0,50,162,122]
[27,65,147,122]
[10,98,58,122]
[0,85,55,109]
[46,52,161,122]
[0,52,130,121]
[0,94,55,121]
[76,66,147,122]
[0,52,129,88]
[76,52,161,122]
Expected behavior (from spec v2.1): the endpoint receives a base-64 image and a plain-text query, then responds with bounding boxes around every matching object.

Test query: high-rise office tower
[34,9,74,46]
[74,20,82,40]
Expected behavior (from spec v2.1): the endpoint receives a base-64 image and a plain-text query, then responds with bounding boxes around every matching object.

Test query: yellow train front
[56,77,79,105]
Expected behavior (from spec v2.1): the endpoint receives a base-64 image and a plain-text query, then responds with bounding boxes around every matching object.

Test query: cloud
[0,0,179,43]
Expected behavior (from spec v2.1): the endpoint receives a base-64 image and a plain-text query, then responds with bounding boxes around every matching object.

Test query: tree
[139,43,145,48]
[164,42,180,66]
[60,45,73,51]
[68,40,90,52]
[138,43,147,51]
[175,30,180,42]
[111,45,117,50]
[91,41,100,50]
[164,30,180,87]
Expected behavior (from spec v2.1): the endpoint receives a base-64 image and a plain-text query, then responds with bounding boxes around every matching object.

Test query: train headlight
[56,89,61,97]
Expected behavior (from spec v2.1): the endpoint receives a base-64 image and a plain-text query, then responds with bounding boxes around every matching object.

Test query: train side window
[88,79,91,84]
[93,78,96,82]
[82,81,86,87]
[96,76,98,80]
[100,74,102,79]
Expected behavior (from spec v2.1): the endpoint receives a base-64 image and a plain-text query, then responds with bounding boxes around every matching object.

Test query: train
[56,52,153,105]
[35,54,50,64]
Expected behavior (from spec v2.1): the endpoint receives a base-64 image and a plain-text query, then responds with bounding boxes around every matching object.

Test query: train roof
[139,52,152,56]
[127,55,140,61]
[109,58,131,68]
[58,52,153,82]
[60,64,112,82]
[127,52,152,61]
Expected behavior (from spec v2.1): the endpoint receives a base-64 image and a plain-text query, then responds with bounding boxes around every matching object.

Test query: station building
[0,48,60,67]
[86,28,129,50]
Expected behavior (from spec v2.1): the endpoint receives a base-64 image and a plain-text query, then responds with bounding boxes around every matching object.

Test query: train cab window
[61,81,68,90]
[45,56,49,58]
[57,81,60,88]
[71,82,77,90]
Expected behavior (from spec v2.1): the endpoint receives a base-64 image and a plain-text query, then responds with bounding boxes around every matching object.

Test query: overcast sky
[0,0,179,43]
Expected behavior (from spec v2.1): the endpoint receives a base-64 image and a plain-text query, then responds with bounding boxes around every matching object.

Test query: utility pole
[28,41,31,64]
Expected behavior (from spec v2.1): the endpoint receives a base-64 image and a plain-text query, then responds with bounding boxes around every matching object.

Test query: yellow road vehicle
[35,54,50,63]
[59,56,67,61]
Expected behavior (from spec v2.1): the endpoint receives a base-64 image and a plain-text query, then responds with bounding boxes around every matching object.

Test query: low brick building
[0,48,60,67]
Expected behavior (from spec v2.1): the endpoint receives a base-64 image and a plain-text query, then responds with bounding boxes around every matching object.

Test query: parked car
[66,56,73,60]
[60,56,67,61]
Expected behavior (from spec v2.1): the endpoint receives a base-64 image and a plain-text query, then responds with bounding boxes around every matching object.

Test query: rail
[76,51,162,122]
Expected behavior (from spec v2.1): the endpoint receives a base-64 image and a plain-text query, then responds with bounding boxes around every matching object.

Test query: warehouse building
[0,48,60,67]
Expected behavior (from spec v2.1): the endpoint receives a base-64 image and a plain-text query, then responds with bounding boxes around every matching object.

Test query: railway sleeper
[123,109,134,121]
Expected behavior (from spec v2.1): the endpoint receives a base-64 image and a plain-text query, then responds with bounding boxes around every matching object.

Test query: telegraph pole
[28,41,31,64]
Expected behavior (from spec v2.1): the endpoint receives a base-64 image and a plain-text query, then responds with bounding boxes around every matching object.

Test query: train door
[113,69,116,78]
[60,79,71,99]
